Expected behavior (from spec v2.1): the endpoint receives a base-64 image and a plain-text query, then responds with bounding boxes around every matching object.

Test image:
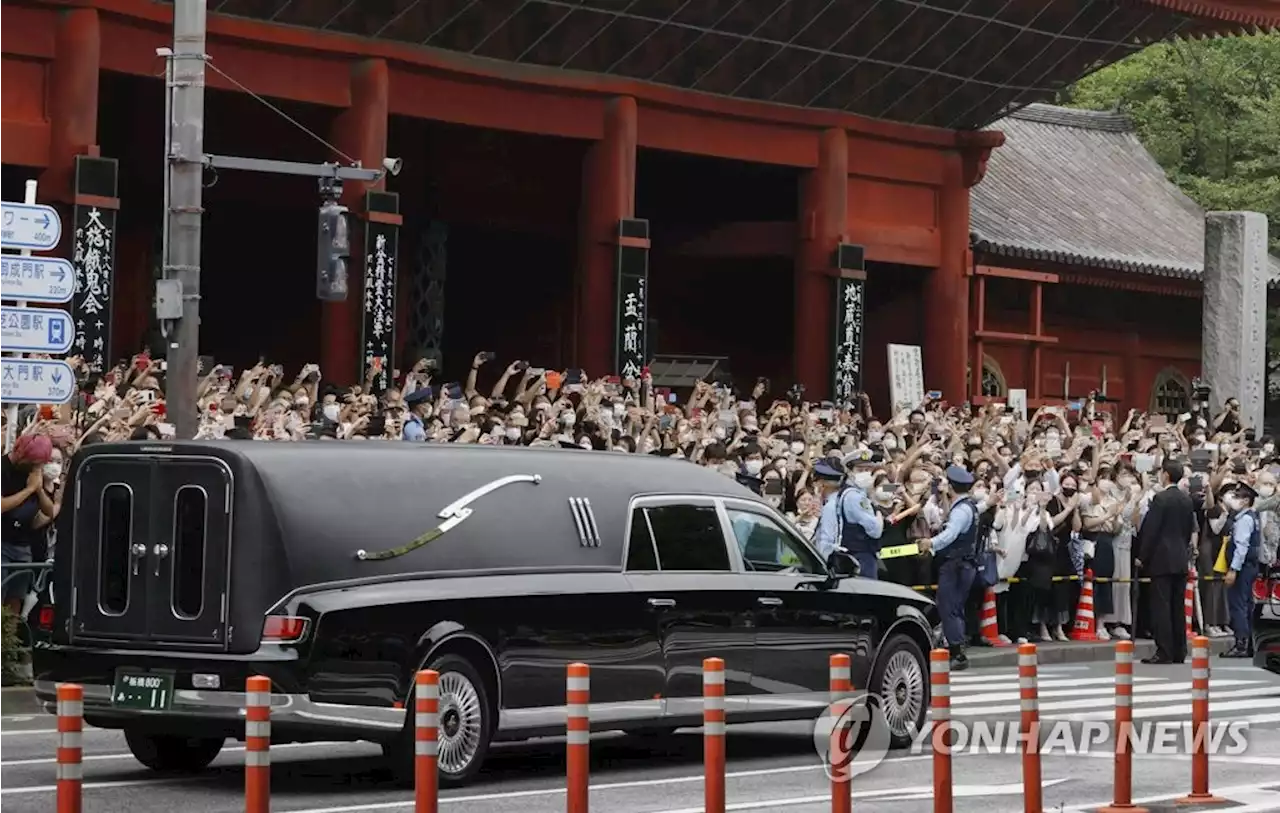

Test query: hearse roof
[79,441,761,589]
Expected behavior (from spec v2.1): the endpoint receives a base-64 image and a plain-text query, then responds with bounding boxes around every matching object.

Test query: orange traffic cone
[1070,568,1099,642]
[1184,568,1196,641]
[979,588,1010,646]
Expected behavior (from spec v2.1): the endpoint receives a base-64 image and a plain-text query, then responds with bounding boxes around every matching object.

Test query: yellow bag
[1214,535,1230,574]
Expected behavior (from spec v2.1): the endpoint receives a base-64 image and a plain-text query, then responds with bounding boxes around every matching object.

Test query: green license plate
[112,671,175,711]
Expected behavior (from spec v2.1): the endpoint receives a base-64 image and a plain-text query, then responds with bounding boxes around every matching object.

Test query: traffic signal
[316,200,350,301]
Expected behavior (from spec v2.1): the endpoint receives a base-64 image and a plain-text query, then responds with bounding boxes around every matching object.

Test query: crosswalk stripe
[1073,697,1280,722]
[949,674,1162,687]
[951,678,1266,705]
[951,686,1277,717]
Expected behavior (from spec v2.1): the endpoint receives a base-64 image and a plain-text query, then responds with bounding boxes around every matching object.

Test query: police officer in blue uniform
[921,465,980,671]
[1222,483,1260,658]
[813,451,885,577]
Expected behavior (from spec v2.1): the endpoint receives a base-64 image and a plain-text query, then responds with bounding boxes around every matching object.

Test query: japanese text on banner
[71,207,114,373]
[833,279,864,403]
[362,229,397,392]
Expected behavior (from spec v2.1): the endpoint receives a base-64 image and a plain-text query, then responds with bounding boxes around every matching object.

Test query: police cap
[404,388,433,406]
[1229,482,1258,502]
[945,464,975,487]
[813,460,845,481]
[842,448,884,469]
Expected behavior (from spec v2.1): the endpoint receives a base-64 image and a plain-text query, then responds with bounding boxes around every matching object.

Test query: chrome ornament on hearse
[34,441,939,785]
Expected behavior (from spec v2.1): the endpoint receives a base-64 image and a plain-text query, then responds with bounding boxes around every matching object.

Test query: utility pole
[165,0,207,439]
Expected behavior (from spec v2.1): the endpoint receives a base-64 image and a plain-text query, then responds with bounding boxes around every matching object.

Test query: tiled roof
[971,103,1280,284]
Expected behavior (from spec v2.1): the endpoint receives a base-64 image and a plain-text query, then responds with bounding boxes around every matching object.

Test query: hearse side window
[98,484,133,615]
[643,504,731,572]
[171,487,208,618]
[626,508,659,571]
[726,509,824,575]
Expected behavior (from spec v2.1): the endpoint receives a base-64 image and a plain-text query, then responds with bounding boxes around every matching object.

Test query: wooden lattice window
[1150,369,1191,418]
[981,355,1007,398]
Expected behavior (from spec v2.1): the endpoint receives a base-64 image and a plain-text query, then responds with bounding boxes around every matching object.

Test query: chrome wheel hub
[878,651,924,739]
[436,671,484,775]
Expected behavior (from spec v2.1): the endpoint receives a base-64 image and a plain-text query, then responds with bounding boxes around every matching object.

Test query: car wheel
[385,653,493,788]
[124,730,224,772]
[870,634,928,749]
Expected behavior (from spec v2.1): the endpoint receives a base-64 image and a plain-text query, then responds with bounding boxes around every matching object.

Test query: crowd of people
[2,351,1276,670]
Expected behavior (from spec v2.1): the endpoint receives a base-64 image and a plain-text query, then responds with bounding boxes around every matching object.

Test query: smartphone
[565,368,584,385]
[817,409,834,422]
[445,382,462,400]
[545,371,562,390]
[668,392,678,404]
[137,389,156,404]
[528,367,545,377]
[659,414,674,431]
[367,416,387,436]
[197,355,214,375]
[481,351,497,363]
[763,478,784,497]
[1133,454,1156,474]
[926,390,942,401]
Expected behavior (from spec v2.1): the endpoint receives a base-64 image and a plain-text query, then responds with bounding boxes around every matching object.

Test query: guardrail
[47,639,1228,812]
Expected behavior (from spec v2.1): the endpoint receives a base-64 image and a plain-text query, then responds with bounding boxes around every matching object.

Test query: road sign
[0,256,75,304]
[0,305,74,354]
[0,358,75,404]
[0,202,62,251]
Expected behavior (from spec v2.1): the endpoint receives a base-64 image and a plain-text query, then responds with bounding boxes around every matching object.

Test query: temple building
[2,0,1277,404]
[968,103,1280,419]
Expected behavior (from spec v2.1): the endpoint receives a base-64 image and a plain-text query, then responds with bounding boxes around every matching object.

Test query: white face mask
[322,403,341,422]
[866,430,883,443]
[613,403,626,417]
[882,435,898,451]
[789,441,805,455]
[875,487,896,503]
[561,413,576,427]
[742,420,758,432]
[1266,444,1276,455]
[579,440,593,451]
[775,461,788,476]
[713,426,727,440]
[505,427,521,441]
[43,462,62,481]
[972,487,988,503]
[1224,496,1243,511]
[744,459,764,476]
[853,471,874,491]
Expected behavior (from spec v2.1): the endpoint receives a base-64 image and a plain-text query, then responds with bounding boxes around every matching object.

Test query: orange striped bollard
[415,670,439,813]
[929,650,953,813]
[566,663,590,813]
[1018,643,1042,813]
[56,683,83,813]
[829,654,853,813]
[1177,636,1224,804]
[245,675,271,813]
[704,657,726,813]
[1099,641,1146,813]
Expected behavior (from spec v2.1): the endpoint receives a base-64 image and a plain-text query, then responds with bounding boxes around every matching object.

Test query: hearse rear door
[71,456,232,649]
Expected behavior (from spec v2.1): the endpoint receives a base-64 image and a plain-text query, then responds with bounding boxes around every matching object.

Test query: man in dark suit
[1136,459,1197,664]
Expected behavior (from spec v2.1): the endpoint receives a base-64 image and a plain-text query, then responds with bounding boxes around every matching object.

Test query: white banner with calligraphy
[831,276,865,403]
[360,219,398,392]
[887,343,925,416]
[70,205,116,373]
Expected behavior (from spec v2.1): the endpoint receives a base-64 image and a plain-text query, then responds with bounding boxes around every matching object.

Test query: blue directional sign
[0,305,75,354]
[1,202,62,251]
[0,256,75,304]
[0,358,75,405]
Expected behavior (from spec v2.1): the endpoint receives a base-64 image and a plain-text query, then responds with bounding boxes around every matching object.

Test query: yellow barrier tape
[879,543,920,560]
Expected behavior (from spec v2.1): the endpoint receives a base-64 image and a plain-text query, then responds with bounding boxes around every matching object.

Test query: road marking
[0,740,340,767]
[1058,697,1280,722]
[640,780,1072,813]
[951,678,1264,705]
[0,775,207,795]
[956,686,1277,717]
[1063,782,1280,813]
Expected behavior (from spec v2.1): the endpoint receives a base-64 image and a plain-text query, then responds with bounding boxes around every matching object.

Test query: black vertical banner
[359,191,400,393]
[614,218,650,378]
[70,156,120,374]
[832,275,866,403]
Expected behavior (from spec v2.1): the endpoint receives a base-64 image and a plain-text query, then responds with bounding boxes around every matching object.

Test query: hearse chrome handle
[646,598,676,609]
[355,474,543,562]
[152,543,170,577]
[130,543,147,576]
[756,596,783,607]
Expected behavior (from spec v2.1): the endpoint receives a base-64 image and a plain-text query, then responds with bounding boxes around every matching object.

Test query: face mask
[882,435,898,451]
[562,413,576,427]
[295,398,310,410]
[1045,432,1060,443]
[713,426,727,440]
[43,462,62,481]
[853,471,874,491]
[790,441,805,455]
[744,459,764,476]
[1260,484,1276,498]
[1266,444,1276,455]
[742,421,758,432]
[579,440,593,451]
[972,488,988,503]
[766,496,783,510]
[613,403,626,417]
[1098,478,1113,491]
[775,461,788,476]
[866,431,883,444]
[1224,496,1243,511]
[505,427,521,441]
[1061,487,1077,498]
[1118,475,1136,488]
[322,404,341,423]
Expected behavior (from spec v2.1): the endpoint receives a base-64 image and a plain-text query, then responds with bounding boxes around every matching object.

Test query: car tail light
[37,606,54,632]
[1255,579,1269,602]
[261,615,310,644]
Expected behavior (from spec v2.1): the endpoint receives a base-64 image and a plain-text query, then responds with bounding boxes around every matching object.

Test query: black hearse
[34,441,939,785]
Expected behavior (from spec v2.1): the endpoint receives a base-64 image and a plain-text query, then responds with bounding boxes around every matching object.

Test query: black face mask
[1025,471,1042,481]
[1061,488,1077,498]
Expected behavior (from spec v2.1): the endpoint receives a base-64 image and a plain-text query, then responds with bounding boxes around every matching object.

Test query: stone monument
[1201,211,1269,432]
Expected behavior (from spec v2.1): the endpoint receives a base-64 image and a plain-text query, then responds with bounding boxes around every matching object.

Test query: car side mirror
[827,550,859,579]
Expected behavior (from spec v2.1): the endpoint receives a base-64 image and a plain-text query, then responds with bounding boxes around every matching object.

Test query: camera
[1191,377,1211,404]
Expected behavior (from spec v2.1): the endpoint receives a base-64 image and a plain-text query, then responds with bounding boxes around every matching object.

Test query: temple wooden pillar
[43,8,100,204]
[576,96,637,375]
[923,152,973,403]
[794,128,847,397]
[323,58,388,385]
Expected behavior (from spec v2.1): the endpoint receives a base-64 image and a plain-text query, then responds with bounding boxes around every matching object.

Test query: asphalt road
[4,661,1280,813]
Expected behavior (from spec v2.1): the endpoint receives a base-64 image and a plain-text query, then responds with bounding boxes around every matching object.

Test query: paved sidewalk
[967,635,1236,668]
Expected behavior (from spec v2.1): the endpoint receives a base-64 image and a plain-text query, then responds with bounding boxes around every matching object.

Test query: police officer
[1221,483,1260,658]
[920,465,980,671]
[402,388,433,441]
[813,451,885,576]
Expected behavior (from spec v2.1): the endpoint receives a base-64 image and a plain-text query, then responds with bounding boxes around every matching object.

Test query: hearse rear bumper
[32,644,406,743]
